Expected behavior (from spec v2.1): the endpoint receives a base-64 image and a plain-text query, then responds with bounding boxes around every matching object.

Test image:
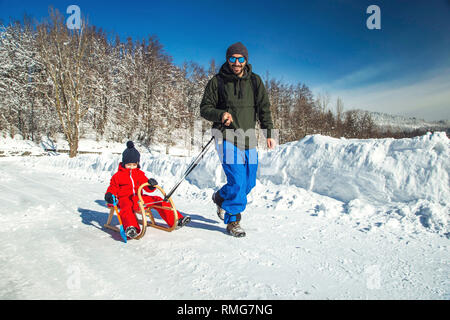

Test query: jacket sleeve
[106,174,119,196]
[200,76,224,122]
[254,74,274,138]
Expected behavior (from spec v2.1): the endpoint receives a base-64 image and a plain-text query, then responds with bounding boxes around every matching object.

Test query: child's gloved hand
[105,192,114,204]
[148,178,158,187]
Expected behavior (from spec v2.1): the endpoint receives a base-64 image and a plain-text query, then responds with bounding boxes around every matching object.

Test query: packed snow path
[0,156,448,299]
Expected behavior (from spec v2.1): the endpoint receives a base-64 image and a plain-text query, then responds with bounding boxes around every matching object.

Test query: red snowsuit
[106,163,182,232]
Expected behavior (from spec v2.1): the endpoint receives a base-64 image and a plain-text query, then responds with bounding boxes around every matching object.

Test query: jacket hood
[219,63,253,99]
[219,62,252,81]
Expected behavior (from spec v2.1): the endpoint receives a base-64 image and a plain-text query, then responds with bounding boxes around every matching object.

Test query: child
[104,141,191,239]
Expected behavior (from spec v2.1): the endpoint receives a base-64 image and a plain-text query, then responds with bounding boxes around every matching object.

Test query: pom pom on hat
[126,141,134,149]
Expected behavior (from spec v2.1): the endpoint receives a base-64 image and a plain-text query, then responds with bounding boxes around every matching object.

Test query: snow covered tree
[0,18,43,140]
[343,110,359,138]
[35,9,99,157]
[1,8,422,154]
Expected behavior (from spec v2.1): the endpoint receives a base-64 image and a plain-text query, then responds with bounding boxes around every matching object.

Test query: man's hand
[221,112,233,126]
[267,138,276,150]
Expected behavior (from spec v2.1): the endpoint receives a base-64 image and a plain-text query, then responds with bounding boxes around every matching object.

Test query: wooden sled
[103,183,179,240]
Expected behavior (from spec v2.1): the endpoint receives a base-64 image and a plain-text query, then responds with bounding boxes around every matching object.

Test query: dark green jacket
[200,62,274,149]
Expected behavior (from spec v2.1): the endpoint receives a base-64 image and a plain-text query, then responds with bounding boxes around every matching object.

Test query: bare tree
[35,8,97,157]
[335,97,344,137]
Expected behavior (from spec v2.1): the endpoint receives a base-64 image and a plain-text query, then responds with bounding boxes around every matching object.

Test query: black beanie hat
[226,42,249,62]
[122,141,140,165]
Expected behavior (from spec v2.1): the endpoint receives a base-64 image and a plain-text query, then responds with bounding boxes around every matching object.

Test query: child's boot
[176,215,191,229]
[125,226,138,239]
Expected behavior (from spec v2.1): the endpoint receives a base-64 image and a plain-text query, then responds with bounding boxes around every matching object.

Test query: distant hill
[357,110,450,133]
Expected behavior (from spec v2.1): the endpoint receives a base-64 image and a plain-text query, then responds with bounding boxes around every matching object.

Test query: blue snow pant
[215,139,258,224]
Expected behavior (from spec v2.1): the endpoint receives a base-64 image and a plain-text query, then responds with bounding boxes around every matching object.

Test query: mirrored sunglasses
[228,56,246,63]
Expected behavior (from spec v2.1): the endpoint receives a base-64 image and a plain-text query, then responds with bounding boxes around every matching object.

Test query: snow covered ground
[0,132,448,299]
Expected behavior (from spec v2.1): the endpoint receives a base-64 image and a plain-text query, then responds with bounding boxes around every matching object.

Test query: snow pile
[258,132,449,204]
[18,132,450,236]
[39,135,171,155]
[0,135,46,156]
[264,132,449,236]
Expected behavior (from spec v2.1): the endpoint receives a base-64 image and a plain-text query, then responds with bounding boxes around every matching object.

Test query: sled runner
[103,182,179,239]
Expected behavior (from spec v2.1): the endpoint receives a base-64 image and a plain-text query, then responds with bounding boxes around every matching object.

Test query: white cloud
[328,63,394,89]
[315,66,450,121]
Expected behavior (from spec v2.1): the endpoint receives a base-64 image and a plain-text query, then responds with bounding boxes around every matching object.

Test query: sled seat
[103,183,179,239]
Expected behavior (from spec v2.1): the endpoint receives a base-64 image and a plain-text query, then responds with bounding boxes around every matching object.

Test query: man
[200,42,275,237]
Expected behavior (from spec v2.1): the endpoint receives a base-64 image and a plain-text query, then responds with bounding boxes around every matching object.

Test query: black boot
[212,191,225,221]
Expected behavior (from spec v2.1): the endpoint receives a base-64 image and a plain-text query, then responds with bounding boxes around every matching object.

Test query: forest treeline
[0,9,434,157]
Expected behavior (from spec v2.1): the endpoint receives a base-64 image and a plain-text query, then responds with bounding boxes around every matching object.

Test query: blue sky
[1,0,449,120]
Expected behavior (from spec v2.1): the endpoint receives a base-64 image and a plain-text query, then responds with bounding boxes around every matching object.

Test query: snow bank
[256,132,449,236]
[259,132,449,204]
[0,135,46,156]
[188,132,450,203]
[12,132,450,236]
